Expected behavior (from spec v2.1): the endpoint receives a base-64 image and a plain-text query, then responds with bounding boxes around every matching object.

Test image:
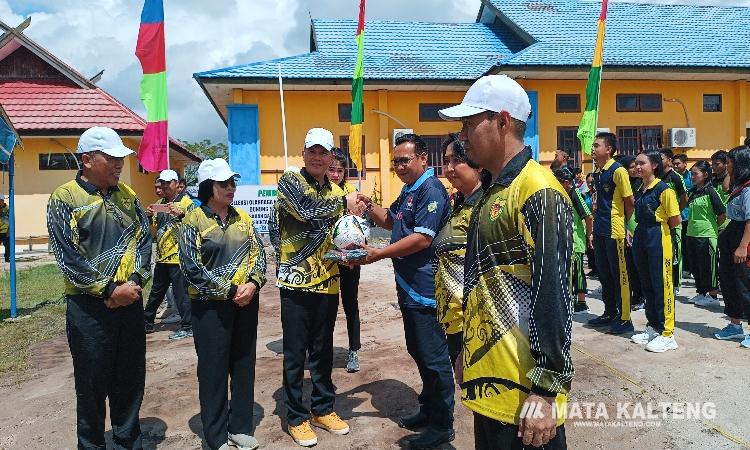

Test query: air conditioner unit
[392,128,414,144]
[596,127,611,133]
[669,128,696,148]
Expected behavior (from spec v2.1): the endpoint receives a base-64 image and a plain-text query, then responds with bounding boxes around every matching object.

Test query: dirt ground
[1,257,749,450]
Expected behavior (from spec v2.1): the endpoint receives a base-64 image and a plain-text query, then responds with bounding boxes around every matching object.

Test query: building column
[737,80,748,145]
[377,89,391,204]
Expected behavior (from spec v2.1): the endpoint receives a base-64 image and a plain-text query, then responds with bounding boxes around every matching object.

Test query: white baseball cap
[439,75,531,123]
[157,169,179,182]
[76,127,135,157]
[197,158,240,184]
[304,127,334,151]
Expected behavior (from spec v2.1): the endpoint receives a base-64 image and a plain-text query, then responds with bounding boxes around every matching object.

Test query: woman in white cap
[178,158,267,450]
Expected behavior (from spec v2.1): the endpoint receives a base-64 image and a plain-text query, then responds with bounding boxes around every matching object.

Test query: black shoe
[408,427,455,449]
[607,320,635,335]
[145,323,155,334]
[398,411,428,430]
[587,314,615,327]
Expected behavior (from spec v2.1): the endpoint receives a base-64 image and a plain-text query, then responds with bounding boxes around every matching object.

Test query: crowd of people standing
[44,71,750,450]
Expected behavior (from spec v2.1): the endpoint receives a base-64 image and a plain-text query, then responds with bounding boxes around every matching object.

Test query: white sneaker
[645,335,678,353]
[695,295,720,307]
[631,326,659,344]
[160,313,181,324]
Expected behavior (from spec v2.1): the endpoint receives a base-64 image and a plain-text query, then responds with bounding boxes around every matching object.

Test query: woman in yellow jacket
[433,134,481,367]
[178,158,267,450]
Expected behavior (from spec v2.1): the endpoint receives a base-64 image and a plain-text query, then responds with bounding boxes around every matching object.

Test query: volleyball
[332,215,370,250]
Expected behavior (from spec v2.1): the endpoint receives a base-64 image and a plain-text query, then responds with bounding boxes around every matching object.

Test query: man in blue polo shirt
[358,133,454,449]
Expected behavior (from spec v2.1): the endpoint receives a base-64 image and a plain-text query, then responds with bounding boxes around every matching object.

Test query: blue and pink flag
[135,0,168,172]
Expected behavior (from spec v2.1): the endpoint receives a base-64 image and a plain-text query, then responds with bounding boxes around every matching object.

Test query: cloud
[1,0,749,144]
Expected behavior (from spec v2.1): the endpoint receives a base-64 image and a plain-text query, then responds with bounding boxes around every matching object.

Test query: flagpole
[8,152,16,318]
[278,64,289,169]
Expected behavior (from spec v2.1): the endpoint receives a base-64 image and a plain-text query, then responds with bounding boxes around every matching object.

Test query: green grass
[0,264,156,380]
[0,264,67,376]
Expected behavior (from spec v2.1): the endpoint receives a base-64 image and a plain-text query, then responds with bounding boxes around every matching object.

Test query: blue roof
[195,19,525,80]
[487,0,750,68]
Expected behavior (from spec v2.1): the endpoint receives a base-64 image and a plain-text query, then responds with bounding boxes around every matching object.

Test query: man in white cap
[143,169,196,340]
[47,126,152,449]
[275,127,361,447]
[0,194,9,262]
[439,75,574,449]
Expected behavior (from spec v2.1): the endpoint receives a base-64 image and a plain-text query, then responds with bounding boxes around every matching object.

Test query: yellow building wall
[0,136,191,240]
[239,79,750,205]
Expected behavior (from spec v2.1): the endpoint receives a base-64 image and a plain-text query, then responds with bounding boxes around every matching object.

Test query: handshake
[344,192,375,216]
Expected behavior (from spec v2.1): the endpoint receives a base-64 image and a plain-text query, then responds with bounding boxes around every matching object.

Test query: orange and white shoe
[289,420,318,447]
[311,412,350,435]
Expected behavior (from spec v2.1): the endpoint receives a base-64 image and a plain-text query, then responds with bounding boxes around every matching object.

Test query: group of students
[555,137,750,352]
[49,74,576,450]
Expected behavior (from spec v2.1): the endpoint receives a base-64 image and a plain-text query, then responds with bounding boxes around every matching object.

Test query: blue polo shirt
[389,168,450,309]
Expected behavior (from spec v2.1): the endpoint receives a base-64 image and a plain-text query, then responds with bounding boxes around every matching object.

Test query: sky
[1,0,749,145]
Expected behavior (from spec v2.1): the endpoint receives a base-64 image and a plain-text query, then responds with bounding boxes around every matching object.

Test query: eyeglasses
[442,156,466,167]
[391,155,417,167]
[217,178,236,188]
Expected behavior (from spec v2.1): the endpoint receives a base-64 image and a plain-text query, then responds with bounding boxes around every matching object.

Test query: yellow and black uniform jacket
[433,188,482,335]
[463,147,574,426]
[178,204,266,301]
[274,168,346,294]
[47,172,152,298]
[0,203,8,234]
[153,193,195,264]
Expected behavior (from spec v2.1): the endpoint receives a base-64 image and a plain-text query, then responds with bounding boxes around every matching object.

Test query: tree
[183,139,228,184]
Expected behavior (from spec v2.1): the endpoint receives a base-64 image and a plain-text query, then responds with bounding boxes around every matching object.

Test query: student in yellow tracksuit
[630,150,682,353]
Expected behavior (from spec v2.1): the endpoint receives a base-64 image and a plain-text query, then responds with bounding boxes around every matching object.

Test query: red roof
[0,80,145,131]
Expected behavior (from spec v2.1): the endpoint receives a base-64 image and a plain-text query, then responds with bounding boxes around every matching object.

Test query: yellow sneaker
[289,420,318,447]
[311,412,350,435]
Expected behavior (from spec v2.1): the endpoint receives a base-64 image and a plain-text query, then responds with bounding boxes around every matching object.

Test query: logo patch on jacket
[427,201,437,213]
[489,198,506,221]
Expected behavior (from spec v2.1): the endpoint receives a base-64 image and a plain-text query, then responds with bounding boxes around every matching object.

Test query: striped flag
[135,0,169,172]
[577,0,609,155]
[348,0,366,174]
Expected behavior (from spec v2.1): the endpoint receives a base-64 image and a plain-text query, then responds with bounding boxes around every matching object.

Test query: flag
[135,0,169,172]
[577,0,608,155]
[0,104,18,164]
[348,0,366,174]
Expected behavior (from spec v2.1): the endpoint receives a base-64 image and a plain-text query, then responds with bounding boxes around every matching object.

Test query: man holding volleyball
[358,133,455,449]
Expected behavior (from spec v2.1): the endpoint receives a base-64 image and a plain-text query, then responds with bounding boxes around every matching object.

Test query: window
[339,136,366,179]
[557,127,582,167]
[419,104,454,122]
[39,152,81,170]
[703,94,722,112]
[422,135,446,177]
[556,94,581,113]
[616,126,663,155]
[338,103,365,122]
[616,94,662,112]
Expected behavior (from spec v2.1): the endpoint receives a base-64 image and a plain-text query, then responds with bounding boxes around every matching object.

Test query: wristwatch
[126,280,136,287]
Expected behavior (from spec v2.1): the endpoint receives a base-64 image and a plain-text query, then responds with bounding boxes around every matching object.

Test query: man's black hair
[395,133,428,155]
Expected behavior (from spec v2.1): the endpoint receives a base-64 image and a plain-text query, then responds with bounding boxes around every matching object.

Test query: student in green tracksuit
[631,150,682,353]
[686,161,726,307]
[554,167,592,314]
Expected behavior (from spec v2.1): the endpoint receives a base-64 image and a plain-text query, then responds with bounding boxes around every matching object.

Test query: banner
[231,185,277,233]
